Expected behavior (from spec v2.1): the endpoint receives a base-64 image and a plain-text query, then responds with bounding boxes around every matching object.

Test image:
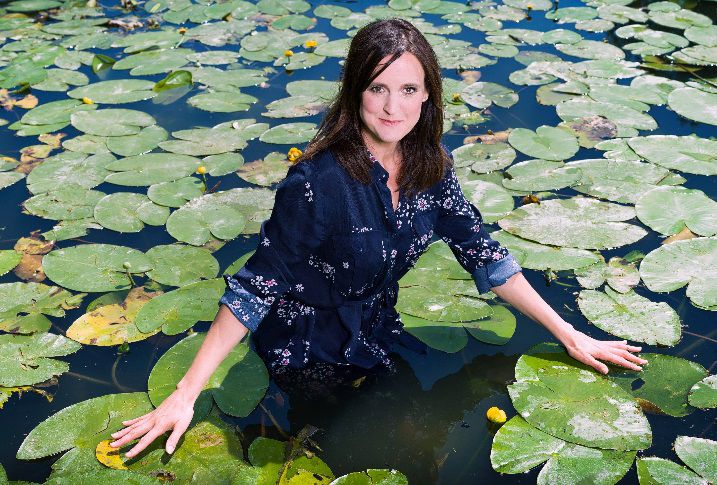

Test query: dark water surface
[1,0,716,483]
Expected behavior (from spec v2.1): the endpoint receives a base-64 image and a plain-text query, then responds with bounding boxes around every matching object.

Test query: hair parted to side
[300,18,450,195]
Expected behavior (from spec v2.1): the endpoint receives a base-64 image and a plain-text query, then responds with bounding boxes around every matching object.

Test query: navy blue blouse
[220,149,522,371]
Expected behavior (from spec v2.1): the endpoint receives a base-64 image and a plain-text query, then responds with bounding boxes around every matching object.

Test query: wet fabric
[220,148,522,371]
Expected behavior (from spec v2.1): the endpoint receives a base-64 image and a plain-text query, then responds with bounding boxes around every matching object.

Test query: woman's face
[360,52,429,153]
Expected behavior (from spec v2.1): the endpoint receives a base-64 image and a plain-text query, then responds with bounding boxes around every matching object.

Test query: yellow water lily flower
[304,39,318,49]
[452,93,462,102]
[526,3,534,9]
[178,27,187,34]
[196,165,207,175]
[284,50,294,57]
[82,97,94,104]
[287,147,303,164]
[486,406,507,424]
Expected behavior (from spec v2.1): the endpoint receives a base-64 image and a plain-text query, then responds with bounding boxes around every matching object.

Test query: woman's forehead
[370,52,425,84]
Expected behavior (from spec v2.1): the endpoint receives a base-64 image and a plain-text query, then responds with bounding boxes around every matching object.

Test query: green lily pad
[105,125,168,157]
[331,469,408,484]
[125,416,247,483]
[135,278,225,335]
[557,39,624,59]
[66,287,161,346]
[187,90,258,112]
[609,354,707,417]
[636,187,717,237]
[0,282,84,334]
[68,79,157,104]
[201,153,244,177]
[263,95,329,118]
[491,415,636,484]
[628,135,717,176]
[577,289,681,346]
[158,127,247,156]
[113,48,191,76]
[688,375,717,409]
[27,151,115,194]
[667,87,717,126]
[236,152,290,187]
[187,67,267,90]
[63,134,110,155]
[42,219,103,243]
[557,99,657,133]
[0,172,25,190]
[397,283,492,323]
[148,332,269,417]
[259,122,318,144]
[674,436,717,484]
[460,179,514,223]
[575,256,640,293]
[147,177,204,208]
[23,186,106,221]
[0,332,80,387]
[16,392,154,460]
[508,126,579,161]
[20,99,97,127]
[93,192,169,233]
[461,81,518,109]
[491,230,601,270]
[502,159,581,191]
[104,153,201,186]
[0,250,22,277]
[43,244,152,293]
[452,142,516,173]
[509,347,652,451]
[32,68,89,92]
[71,109,156,137]
[567,158,683,204]
[639,237,717,310]
[145,244,219,287]
[498,197,647,249]
[636,457,706,485]
[399,314,468,353]
[684,25,717,47]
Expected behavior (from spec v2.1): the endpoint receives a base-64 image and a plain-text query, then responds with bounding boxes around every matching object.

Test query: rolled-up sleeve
[434,166,522,294]
[220,161,328,332]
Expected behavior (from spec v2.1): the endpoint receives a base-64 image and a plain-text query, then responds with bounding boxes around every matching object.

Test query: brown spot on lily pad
[559,116,618,148]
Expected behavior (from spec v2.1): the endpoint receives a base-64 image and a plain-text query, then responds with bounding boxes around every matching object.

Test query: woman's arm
[491,272,647,374]
[109,305,249,457]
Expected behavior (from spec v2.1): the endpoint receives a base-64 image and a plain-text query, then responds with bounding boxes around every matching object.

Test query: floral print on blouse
[220,149,521,371]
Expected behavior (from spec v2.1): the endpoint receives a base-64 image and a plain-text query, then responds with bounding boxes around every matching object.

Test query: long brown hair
[300,18,449,195]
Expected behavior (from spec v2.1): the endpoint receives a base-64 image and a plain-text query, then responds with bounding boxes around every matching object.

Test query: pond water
[1,0,716,483]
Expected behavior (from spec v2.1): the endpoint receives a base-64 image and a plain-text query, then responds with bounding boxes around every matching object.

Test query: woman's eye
[404,86,417,94]
[369,85,384,93]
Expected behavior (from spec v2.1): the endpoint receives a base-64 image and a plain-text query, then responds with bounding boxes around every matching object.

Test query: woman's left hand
[558,328,647,375]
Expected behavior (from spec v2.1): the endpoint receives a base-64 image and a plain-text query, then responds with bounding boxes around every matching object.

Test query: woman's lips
[379,118,401,126]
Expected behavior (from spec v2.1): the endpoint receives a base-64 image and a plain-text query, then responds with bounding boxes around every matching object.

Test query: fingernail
[167,446,174,454]
[109,441,117,447]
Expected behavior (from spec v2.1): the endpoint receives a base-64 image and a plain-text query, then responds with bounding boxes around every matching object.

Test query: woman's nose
[383,93,399,115]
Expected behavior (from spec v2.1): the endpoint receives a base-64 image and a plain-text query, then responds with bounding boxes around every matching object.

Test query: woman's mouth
[379,118,401,126]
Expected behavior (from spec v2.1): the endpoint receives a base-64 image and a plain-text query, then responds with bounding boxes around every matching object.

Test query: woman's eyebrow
[368,82,421,88]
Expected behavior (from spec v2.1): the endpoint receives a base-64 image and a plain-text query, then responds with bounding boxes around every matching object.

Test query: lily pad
[105,125,168,157]
[20,98,97,127]
[627,135,717,176]
[23,186,106,221]
[639,237,717,310]
[112,48,192,76]
[43,244,152,293]
[104,153,201,186]
[0,172,25,190]
[461,81,518,109]
[147,332,269,418]
[159,127,247,156]
[557,99,657,133]
[509,347,652,450]
[502,159,581,191]
[94,192,169,233]
[71,109,156,137]
[0,250,22,277]
[202,153,244,177]
[236,152,290,187]
[16,392,154,460]
[567,158,684,204]
[667,87,717,126]
[0,282,85,334]
[498,197,647,249]
[66,287,161,346]
[68,79,157,104]
[26,151,116,194]
[259,122,318,144]
[577,288,681,346]
[491,415,636,484]
[508,126,579,161]
[636,187,717,237]
[609,354,707,417]
[491,230,601,270]
[452,142,516,173]
[187,90,258,112]
[145,244,219,287]
[331,469,408,485]
[674,436,717,484]
[0,332,80,387]
[574,256,640,293]
[147,177,204,208]
[135,278,225,335]
[460,179,514,223]
[636,457,706,485]
[688,375,717,409]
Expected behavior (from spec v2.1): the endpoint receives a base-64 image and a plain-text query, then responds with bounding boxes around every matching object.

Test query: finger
[580,352,609,375]
[615,349,647,365]
[125,426,167,458]
[122,412,152,426]
[111,418,150,439]
[110,420,153,449]
[598,352,642,372]
[607,341,642,353]
[165,417,191,454]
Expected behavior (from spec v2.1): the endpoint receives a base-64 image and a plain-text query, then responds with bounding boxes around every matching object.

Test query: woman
[110,18,645,458]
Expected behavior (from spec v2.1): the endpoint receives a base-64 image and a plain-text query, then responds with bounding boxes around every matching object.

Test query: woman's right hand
[109,388,197,457]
